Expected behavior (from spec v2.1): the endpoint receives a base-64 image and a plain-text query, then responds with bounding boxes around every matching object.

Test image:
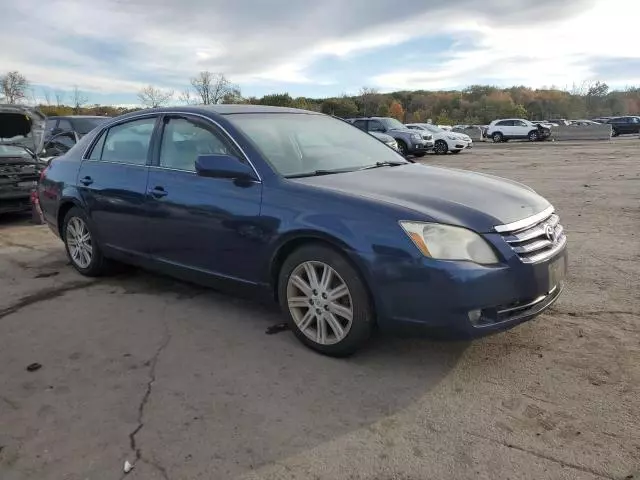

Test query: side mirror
[195,154,256,181]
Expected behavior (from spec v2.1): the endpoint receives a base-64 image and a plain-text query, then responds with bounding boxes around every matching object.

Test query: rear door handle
[149,186,168,198]
[80,176,93,186]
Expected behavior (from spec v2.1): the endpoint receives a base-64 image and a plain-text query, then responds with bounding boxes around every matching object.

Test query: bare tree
[178,88,196,105]
[71,85,88,114]
[42,88,51,105]
[359,86,380,116]
[137,85,174,108]
[0,71,29,103]
[190,72,239,105]
[54,90,66,107]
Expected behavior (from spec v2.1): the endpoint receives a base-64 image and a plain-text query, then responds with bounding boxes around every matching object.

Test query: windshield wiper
[284,168,356,179]
[357,161,407,171]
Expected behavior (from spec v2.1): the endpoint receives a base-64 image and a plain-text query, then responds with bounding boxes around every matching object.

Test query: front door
[76,116,158,255]
[145,115,263,283]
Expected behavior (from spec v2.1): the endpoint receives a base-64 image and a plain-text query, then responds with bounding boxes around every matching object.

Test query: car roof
[54,115,112,119]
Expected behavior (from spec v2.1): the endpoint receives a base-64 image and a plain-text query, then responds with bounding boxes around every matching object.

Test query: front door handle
[80,176,93,186]
[149,186,168,198]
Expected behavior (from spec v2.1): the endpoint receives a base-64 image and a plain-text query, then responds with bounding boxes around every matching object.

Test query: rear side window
[88,131,107,160]
[496,120,512,126]
[99,117,156,165]
[353,120,367,131]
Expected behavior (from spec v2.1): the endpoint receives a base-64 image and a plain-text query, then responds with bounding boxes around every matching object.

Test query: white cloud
[372,1,640,91]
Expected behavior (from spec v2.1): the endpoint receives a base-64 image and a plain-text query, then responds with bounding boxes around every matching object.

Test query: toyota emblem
[544,224,556,242]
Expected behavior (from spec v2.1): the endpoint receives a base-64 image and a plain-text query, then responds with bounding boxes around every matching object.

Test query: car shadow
[101,269,469,478]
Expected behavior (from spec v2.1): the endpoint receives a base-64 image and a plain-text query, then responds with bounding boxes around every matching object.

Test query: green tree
[320,97,358,117]
[377,103,390,117]
[260,93,293,107]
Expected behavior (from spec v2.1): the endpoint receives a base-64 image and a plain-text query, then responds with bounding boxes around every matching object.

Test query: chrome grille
[497,209,567,263]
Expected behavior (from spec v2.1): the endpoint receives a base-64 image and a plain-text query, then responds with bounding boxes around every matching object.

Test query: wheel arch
[56,198,84,237]
[269,232,377,315]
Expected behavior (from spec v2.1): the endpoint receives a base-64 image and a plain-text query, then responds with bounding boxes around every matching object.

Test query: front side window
[159,117,233,171]
[513,120,528,127]
[352,120,367,131]
[368,120,385,132]
[227,113,409,177]
[100,117,156,165]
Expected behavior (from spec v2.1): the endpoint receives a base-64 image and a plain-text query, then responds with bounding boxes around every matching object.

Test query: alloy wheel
[286,261,353,345]
[435,141,447,154]
[66,217,93,269]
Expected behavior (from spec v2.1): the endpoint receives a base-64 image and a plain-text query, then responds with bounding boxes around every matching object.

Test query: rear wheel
[278,244,374,357]
[434,140,448,154]
[62,207,111,276]
[492,132,504,143]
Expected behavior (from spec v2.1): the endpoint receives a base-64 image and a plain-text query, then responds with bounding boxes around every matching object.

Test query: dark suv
[346,117,433,156]
[606,116,640,136]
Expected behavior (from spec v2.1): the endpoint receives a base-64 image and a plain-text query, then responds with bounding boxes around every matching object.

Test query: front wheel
[278,244,374,357]
[528,130,539,141]
[611,128,619,137]
[434,140,448,154]
[492,132,504,143]
[396,140,408,156]
[62,207,111,276]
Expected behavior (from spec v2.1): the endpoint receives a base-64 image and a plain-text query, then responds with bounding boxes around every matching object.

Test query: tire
[434,140,448,154]
[413,152,426,158]
[611,128,619,137]
[492,132,504,143]
[396,140,408,156]
[62,207,111,276]
[451,150,461,154]
[528,130,539,141]
[278,244,374,357]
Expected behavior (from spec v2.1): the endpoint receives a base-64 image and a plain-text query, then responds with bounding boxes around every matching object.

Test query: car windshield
[418,124,442,133]
[227,113,409,177]
[379,117,405,129]
[0,145,31,158]
[72,117,111,134]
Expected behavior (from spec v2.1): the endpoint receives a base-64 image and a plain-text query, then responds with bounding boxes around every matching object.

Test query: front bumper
[409,140,434,153]
[359,242,568,338]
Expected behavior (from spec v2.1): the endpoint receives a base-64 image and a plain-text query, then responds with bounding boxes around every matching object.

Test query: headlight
[446,135,458,140]
[399,221,499,264]
[410,133,422,141]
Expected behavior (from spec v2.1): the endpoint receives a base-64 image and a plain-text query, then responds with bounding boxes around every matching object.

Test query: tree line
[2,70,639,124]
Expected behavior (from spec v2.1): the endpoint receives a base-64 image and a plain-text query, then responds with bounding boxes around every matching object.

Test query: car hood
[0,104,46,155]
[292,163,550,232]
[387,127,420,135]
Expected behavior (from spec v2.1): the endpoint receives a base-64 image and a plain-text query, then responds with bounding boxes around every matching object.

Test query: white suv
[486,119,552,143]
[405,123,472,154]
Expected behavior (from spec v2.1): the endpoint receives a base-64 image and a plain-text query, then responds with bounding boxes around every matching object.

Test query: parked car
[44,115,111,143]
[486,119,552,142]
[405,123,473,154]
[0,104,47,217]
[368,131,399,151]
[345,117,433,156]
[39,105,567,357]
[606,116,640,136]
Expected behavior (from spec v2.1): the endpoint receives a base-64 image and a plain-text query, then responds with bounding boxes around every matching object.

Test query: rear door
[76,115,159,255]
[144,114,263,282]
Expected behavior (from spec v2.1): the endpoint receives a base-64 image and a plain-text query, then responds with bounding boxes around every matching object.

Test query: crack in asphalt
[123,323,171,480]
[0,280,97,320]
[466,431,616,480]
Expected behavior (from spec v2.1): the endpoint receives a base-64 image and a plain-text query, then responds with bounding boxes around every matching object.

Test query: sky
[2,0,639,106]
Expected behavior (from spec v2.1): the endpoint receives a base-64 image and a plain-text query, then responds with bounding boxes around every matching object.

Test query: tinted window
[159,117,233,171]
[101,117,156,165]
[58,119,73,131]
[496,120,512,126]
[369,120,385,132]
[513,120,527,127]
[227,113,408,177]
[630,117,640,124]
[72,117,111,134]
[353,120,367,131]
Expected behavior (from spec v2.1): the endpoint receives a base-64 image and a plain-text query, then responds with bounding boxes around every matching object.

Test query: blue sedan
[38,105,567,357]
